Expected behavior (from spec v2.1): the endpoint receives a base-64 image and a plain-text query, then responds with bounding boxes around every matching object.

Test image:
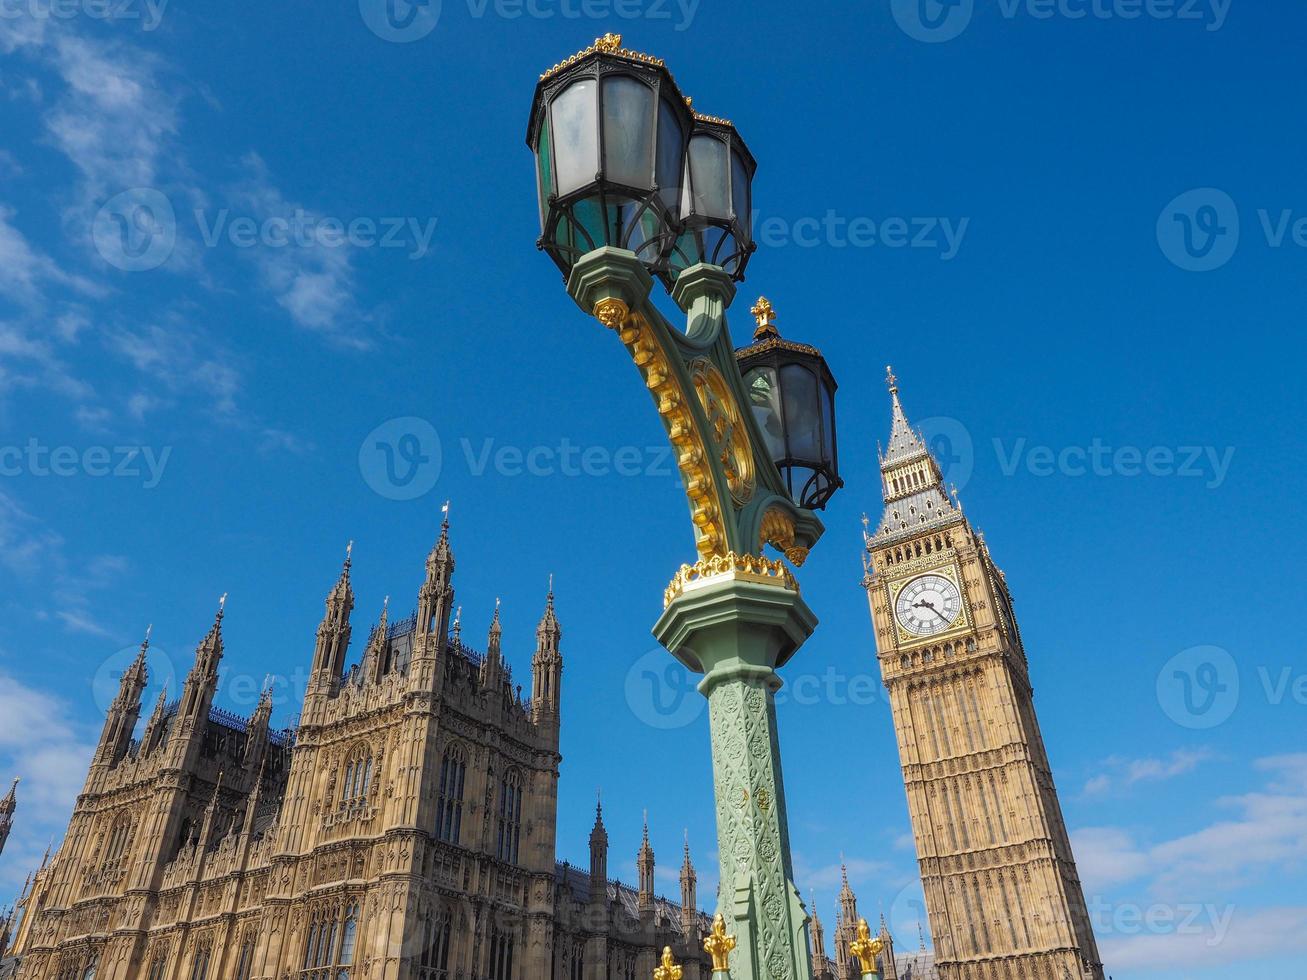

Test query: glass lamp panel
[535,112,554,230]
[656,97,684,210]
[602,76,654,189]
[780,363,820,459]
[745,367,785,460]
[551,79,598,197]
[731,148,750,224]
[820,376,836,466]
[686,134,729,218]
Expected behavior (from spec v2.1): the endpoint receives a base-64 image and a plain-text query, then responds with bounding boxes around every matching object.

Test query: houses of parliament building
[0,372,1103,980]
[0,518,906,980]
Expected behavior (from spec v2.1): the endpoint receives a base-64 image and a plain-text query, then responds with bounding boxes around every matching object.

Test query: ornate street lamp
[527,33,694,280]
[664,113,757,284]
[736,297,843,510]
[528,36,842,980]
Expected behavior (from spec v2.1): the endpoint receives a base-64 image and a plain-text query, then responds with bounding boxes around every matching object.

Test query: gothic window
[234,933,256,980]
[189,943,210,980]
[101,815,132,871]
[80,957,97,980]
[146,953,168,980]
[341,746,374,807]
[303,900,362,979]
[571,944,584,980]
[488,931,514,980]
[419,910,452,978]
[496,772,523,865]
[435,747,467,844]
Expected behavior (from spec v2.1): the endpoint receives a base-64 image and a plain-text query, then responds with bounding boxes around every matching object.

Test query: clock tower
[862,369,1103,980]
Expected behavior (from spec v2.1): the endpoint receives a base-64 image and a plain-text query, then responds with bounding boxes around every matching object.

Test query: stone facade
[4,520,716,980]
[861,372,1104,980]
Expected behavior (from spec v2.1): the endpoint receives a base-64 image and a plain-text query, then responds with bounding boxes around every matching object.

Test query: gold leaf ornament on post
[850,918,885,976]
[653,946,683,980]
[703,913,737,972]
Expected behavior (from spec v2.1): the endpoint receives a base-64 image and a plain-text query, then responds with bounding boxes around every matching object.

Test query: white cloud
[227,154,370,348]
[1083,748,1213,797]
[1101,906,1307,971]
[0,204,101,306]
[104,319,241,419]
[0,672,96,892]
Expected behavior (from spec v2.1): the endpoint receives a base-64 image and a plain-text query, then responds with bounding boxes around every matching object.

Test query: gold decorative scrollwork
[690,358,755,508]
[594,300,724,558]
[664,551,799,608]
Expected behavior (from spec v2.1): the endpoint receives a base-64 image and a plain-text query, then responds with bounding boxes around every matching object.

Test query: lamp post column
[655,570,816,980]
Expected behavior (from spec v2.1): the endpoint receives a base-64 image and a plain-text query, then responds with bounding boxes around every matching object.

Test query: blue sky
[1,1,1304,977]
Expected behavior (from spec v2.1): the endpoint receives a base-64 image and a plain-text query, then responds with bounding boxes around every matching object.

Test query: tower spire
[589,792,608,903]
[869,367,962,540]
[638,810,655,913]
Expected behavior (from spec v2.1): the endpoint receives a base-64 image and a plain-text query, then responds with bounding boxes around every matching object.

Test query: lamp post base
[654,568,816,980]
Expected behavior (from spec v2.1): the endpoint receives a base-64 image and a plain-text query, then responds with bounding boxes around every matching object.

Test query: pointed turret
[870,367,963,542]
[362,596,391,684]
[679,830,698,939]
[96,627,151,765]
[418,504,455,636]
[878,913,899,980]
[0,778,16,857]
[480,600,504,689]
[180,597,225,721]
[637,813,655,914]
[140,684,170,754]
[197,772,224,851]
[588,795,608,904]
[810,893,828,976]
[242,685,273,769]
[310,545,355,693]
[531,581,563,727]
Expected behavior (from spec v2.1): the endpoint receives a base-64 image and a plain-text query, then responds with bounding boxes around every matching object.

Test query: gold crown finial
[751,296,779,340]
[703,914,737,971]
[886,365,898,395]
[596,32,623,53]
[653,947,683,980]
[851,918,886,975]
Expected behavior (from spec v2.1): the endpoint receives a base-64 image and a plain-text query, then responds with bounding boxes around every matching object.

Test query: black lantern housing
[735,300,842,510]
[664,114,757,285]
[527,35,694,280]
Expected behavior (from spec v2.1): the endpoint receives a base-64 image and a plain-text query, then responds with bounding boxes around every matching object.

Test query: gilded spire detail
[703,914,737,972]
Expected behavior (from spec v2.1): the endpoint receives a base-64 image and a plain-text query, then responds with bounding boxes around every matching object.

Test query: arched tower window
[341,746,374,807]
[435,747,466,844]
[496,771,523,865]
[420,909,453,978]
[234,931,256,980]
[189,941,210,980]
[489,930,514,980]
[303,899,363,979]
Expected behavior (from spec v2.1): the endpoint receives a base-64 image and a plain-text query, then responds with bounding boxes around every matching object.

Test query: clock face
[895,573,963,637]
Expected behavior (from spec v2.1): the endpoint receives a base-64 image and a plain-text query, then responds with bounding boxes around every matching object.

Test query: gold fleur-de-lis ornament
[850,918,886,975]
[703,914,737,972]
[653,946,683,980]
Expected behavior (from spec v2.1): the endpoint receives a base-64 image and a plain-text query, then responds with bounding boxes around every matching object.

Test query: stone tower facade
[861,371,1103,980]
[0,779,16,858]
[5,518,718,980]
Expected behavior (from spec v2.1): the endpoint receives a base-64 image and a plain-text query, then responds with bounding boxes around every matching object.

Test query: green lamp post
[527,35,843,980]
